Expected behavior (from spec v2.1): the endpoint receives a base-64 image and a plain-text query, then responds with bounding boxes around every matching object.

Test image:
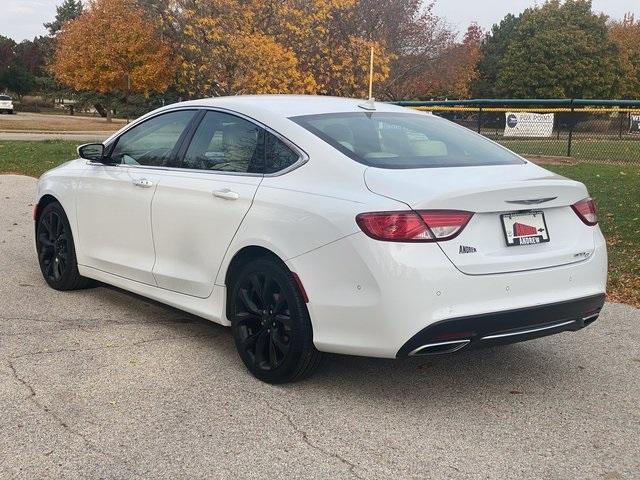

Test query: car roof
[174,95,409,118]
[103,95,428,146]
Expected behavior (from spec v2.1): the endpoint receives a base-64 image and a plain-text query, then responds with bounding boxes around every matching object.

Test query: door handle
[213,188,240,200]
[133,178,153,188]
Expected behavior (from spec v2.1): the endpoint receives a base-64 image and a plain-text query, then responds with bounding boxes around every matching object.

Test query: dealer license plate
[501,211,550,246]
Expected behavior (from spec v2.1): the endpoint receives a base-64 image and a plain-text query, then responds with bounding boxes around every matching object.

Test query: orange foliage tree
[345,0,454,100]
[428,23,483,99]
[51,0,175,120]
[176,1,316,97]
[173,0,391,98]
[610,13,640,99]
[256,0,391,97]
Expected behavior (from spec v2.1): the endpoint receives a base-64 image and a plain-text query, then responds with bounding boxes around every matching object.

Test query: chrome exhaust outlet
[409,339,471,356]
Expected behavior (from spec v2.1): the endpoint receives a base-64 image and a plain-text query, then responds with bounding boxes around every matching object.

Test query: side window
[182,111,264,173]
[110,110,196,167]
[264,132,300,174]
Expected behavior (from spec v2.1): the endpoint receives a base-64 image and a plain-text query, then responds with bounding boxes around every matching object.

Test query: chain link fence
[395,99,640,165]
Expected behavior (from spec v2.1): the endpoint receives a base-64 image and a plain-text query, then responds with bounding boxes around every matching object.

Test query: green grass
[496,138,640,163]
[1,140,638,306]
[0,140,79,177]
[546,163,640,306]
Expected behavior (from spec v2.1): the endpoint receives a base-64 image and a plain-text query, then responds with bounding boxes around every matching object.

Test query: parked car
[34,95,607,383]
[0,95,14,114]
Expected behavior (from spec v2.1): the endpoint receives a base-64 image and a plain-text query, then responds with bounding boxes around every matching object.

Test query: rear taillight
[571,197,598,226]
[356,210,473,242]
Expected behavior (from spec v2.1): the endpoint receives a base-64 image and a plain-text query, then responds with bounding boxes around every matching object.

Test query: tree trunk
[94,103,107,117]
[105,94,113,123]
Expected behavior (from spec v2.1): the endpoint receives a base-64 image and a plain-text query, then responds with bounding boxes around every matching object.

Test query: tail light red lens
[571,197,598,226]
[356,210,473,242]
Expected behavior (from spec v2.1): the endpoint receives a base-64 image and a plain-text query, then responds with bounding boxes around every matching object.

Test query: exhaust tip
[409,339,471,356]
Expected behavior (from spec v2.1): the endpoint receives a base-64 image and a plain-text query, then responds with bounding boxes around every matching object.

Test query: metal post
[619,110,625,139]
[125,73,130,124]
[567,101,575,157]
[477,107,482,134]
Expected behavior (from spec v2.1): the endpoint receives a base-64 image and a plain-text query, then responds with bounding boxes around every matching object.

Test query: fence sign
[504,112,554,138]
[630,114,640,134]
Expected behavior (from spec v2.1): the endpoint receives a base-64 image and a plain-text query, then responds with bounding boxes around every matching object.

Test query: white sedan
[35,95,607,383]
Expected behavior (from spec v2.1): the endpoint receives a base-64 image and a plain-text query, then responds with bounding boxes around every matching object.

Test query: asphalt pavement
[0,174,638,479]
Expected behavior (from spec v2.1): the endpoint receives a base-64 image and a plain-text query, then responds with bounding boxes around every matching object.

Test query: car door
[75,109,198,285]
[150,110,269,298]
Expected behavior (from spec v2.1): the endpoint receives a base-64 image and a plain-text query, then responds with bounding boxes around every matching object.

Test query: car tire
[229,257,322,383]
[36,202,94,291]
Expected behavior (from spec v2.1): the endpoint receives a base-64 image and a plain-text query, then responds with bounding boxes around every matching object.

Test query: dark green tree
[37,1,85,107]
[0,35,16,72]
[472,14,520,97]
[1,65,36,98]
[472,0,621,99]
[44,0,84,36]
[14,37,50,77]
[0,36,16,92]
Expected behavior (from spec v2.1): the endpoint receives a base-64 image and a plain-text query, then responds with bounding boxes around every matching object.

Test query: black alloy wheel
[37,208,68,283]
[230,258,321,383]
[36,202,92,291]
[235,271,292,370]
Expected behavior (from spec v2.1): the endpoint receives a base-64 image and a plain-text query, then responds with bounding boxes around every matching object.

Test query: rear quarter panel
[214,127,408,285]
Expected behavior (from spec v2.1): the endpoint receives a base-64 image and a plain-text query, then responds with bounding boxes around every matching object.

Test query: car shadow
[96,283,574,405]
[296,340,580,413]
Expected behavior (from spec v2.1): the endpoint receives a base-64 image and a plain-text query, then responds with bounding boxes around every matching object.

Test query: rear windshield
[291,112,525,169]
[0,95,11,101]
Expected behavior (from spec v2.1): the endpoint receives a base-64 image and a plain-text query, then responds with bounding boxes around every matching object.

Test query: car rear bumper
[396,293,605,357]
[287,229,607,358]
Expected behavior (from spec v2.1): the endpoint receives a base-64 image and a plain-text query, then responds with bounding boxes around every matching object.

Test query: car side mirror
[77,143,106,162]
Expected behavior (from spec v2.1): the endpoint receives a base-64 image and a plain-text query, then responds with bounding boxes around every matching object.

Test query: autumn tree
[52,0,175,121]
[410,23,483,99]
[610,13,640,99]
[343,0,454,99]
[446,24,483,98]
[255,0,391,97]
[171,0,391,98]
[176,1,316,97]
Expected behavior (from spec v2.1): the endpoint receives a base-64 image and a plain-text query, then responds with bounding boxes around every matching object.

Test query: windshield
[0,95,11,101]
[291,112,525,169]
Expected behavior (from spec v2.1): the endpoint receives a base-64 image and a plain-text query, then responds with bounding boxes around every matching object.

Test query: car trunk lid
[364,164,595,275]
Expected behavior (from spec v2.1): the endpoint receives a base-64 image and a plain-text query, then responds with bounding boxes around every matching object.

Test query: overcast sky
[2,0,638,42]
[433,0,638,34]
